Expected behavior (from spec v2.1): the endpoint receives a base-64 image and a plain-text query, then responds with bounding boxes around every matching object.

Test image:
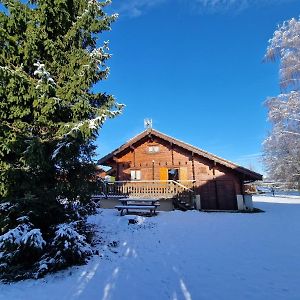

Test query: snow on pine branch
[51,141,71,159]
[51,99,123,159]
[64,115,106,136]
[86,0,118,20]
[0,202,12,212]
[76,0,118,29]
[53,223,84,244]
[64,107,122,137]
[22,229,46,250]
[0,224,31,247]
[81,0,117,15]
[51,114,109,159]
[34,62,56,88]
[90,41,111,68]
[52,223,92,257]
[0,223,46,249]
[78,41,115,78]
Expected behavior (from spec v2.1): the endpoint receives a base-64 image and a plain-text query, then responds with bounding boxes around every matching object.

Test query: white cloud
[114,0,296,17]
[193,0,249,12]
[116,0,167,17]
[190,0,295,13]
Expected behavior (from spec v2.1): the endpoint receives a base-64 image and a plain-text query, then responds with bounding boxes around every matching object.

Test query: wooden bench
[115,205,158,216]
[91,194,128,200]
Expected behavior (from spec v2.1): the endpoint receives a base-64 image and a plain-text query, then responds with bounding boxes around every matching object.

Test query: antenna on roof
[144,118,153,130]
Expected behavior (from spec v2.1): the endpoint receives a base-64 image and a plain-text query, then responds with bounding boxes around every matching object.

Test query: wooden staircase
[173,188,195,211]
[174,200,194,211]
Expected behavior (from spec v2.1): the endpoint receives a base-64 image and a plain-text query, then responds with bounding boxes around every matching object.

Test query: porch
[97,180,196,211]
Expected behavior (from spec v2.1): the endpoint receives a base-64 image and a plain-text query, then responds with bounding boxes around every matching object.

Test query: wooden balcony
[99,180,196,208]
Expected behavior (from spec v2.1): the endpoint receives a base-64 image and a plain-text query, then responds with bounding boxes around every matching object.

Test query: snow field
[1,195,300,300]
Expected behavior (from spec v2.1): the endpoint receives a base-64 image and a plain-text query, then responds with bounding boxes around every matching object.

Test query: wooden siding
[103,135,244,210]
[98,129,262,182]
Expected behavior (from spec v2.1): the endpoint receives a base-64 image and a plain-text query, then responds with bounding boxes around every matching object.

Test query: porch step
[175,199,194,211]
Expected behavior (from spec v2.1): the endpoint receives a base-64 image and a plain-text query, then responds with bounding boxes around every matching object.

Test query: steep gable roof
[98,129,262,181]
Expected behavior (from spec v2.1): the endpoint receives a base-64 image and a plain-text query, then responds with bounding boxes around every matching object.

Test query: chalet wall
[96,125,264,210]
[113,136,242,196]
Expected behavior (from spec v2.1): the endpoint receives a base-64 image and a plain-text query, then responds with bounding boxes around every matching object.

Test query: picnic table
[115,198,160,216]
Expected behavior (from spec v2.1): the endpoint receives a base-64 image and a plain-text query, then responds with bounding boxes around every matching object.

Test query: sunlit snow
[1,194,300,300]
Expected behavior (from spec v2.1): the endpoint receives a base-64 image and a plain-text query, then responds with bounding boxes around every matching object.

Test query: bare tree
[264,18,300,189]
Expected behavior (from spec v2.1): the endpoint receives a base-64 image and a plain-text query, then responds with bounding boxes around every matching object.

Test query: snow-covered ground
[1,195,300,300]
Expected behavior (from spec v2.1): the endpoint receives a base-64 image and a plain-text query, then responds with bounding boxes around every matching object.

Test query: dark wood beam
[130,146,136,167]
[116,163,120,181]
[213,160,216,177]
[192,152,195,181]
[171,142,174,165]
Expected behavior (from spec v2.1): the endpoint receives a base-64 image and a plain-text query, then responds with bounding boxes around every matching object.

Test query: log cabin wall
[114,136,242,196]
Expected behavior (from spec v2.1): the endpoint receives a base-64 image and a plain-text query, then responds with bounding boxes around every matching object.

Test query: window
[168,168,179,181]
[131,170,141,181]
[148,145,159,153]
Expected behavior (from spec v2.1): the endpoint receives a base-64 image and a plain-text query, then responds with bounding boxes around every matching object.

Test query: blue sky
[96,0,300,174]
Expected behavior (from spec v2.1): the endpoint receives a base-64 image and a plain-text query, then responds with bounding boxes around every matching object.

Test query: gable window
[131,170,141,181]
[148,145,159,153]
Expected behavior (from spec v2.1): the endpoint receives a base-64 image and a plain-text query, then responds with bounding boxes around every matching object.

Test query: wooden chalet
[98,129,262,211]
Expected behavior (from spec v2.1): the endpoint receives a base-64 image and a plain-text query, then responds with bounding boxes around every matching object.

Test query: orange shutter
[159,167,168,181]
[179,167,188,182]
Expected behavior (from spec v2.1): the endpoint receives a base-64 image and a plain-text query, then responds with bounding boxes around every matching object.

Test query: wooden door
[199,181,218,209]
[216,180,237,210]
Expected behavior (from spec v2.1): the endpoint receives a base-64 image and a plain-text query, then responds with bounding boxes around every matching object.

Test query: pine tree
[263,18,300,189]
[0,0,122,279]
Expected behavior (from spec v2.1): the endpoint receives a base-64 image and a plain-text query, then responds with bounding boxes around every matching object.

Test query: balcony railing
[99,180,195,207]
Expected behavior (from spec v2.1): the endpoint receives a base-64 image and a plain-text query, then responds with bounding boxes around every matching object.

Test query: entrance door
[200,181,218,209]
[216,180,237,210]
[199,180,237,210]
[159,167,188,183]
[168,168,179,181]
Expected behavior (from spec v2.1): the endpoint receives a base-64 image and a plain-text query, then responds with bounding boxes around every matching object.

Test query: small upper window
[148,145,159,153]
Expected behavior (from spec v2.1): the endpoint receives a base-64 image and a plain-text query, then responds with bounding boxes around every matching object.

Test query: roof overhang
[98,129,263,181]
